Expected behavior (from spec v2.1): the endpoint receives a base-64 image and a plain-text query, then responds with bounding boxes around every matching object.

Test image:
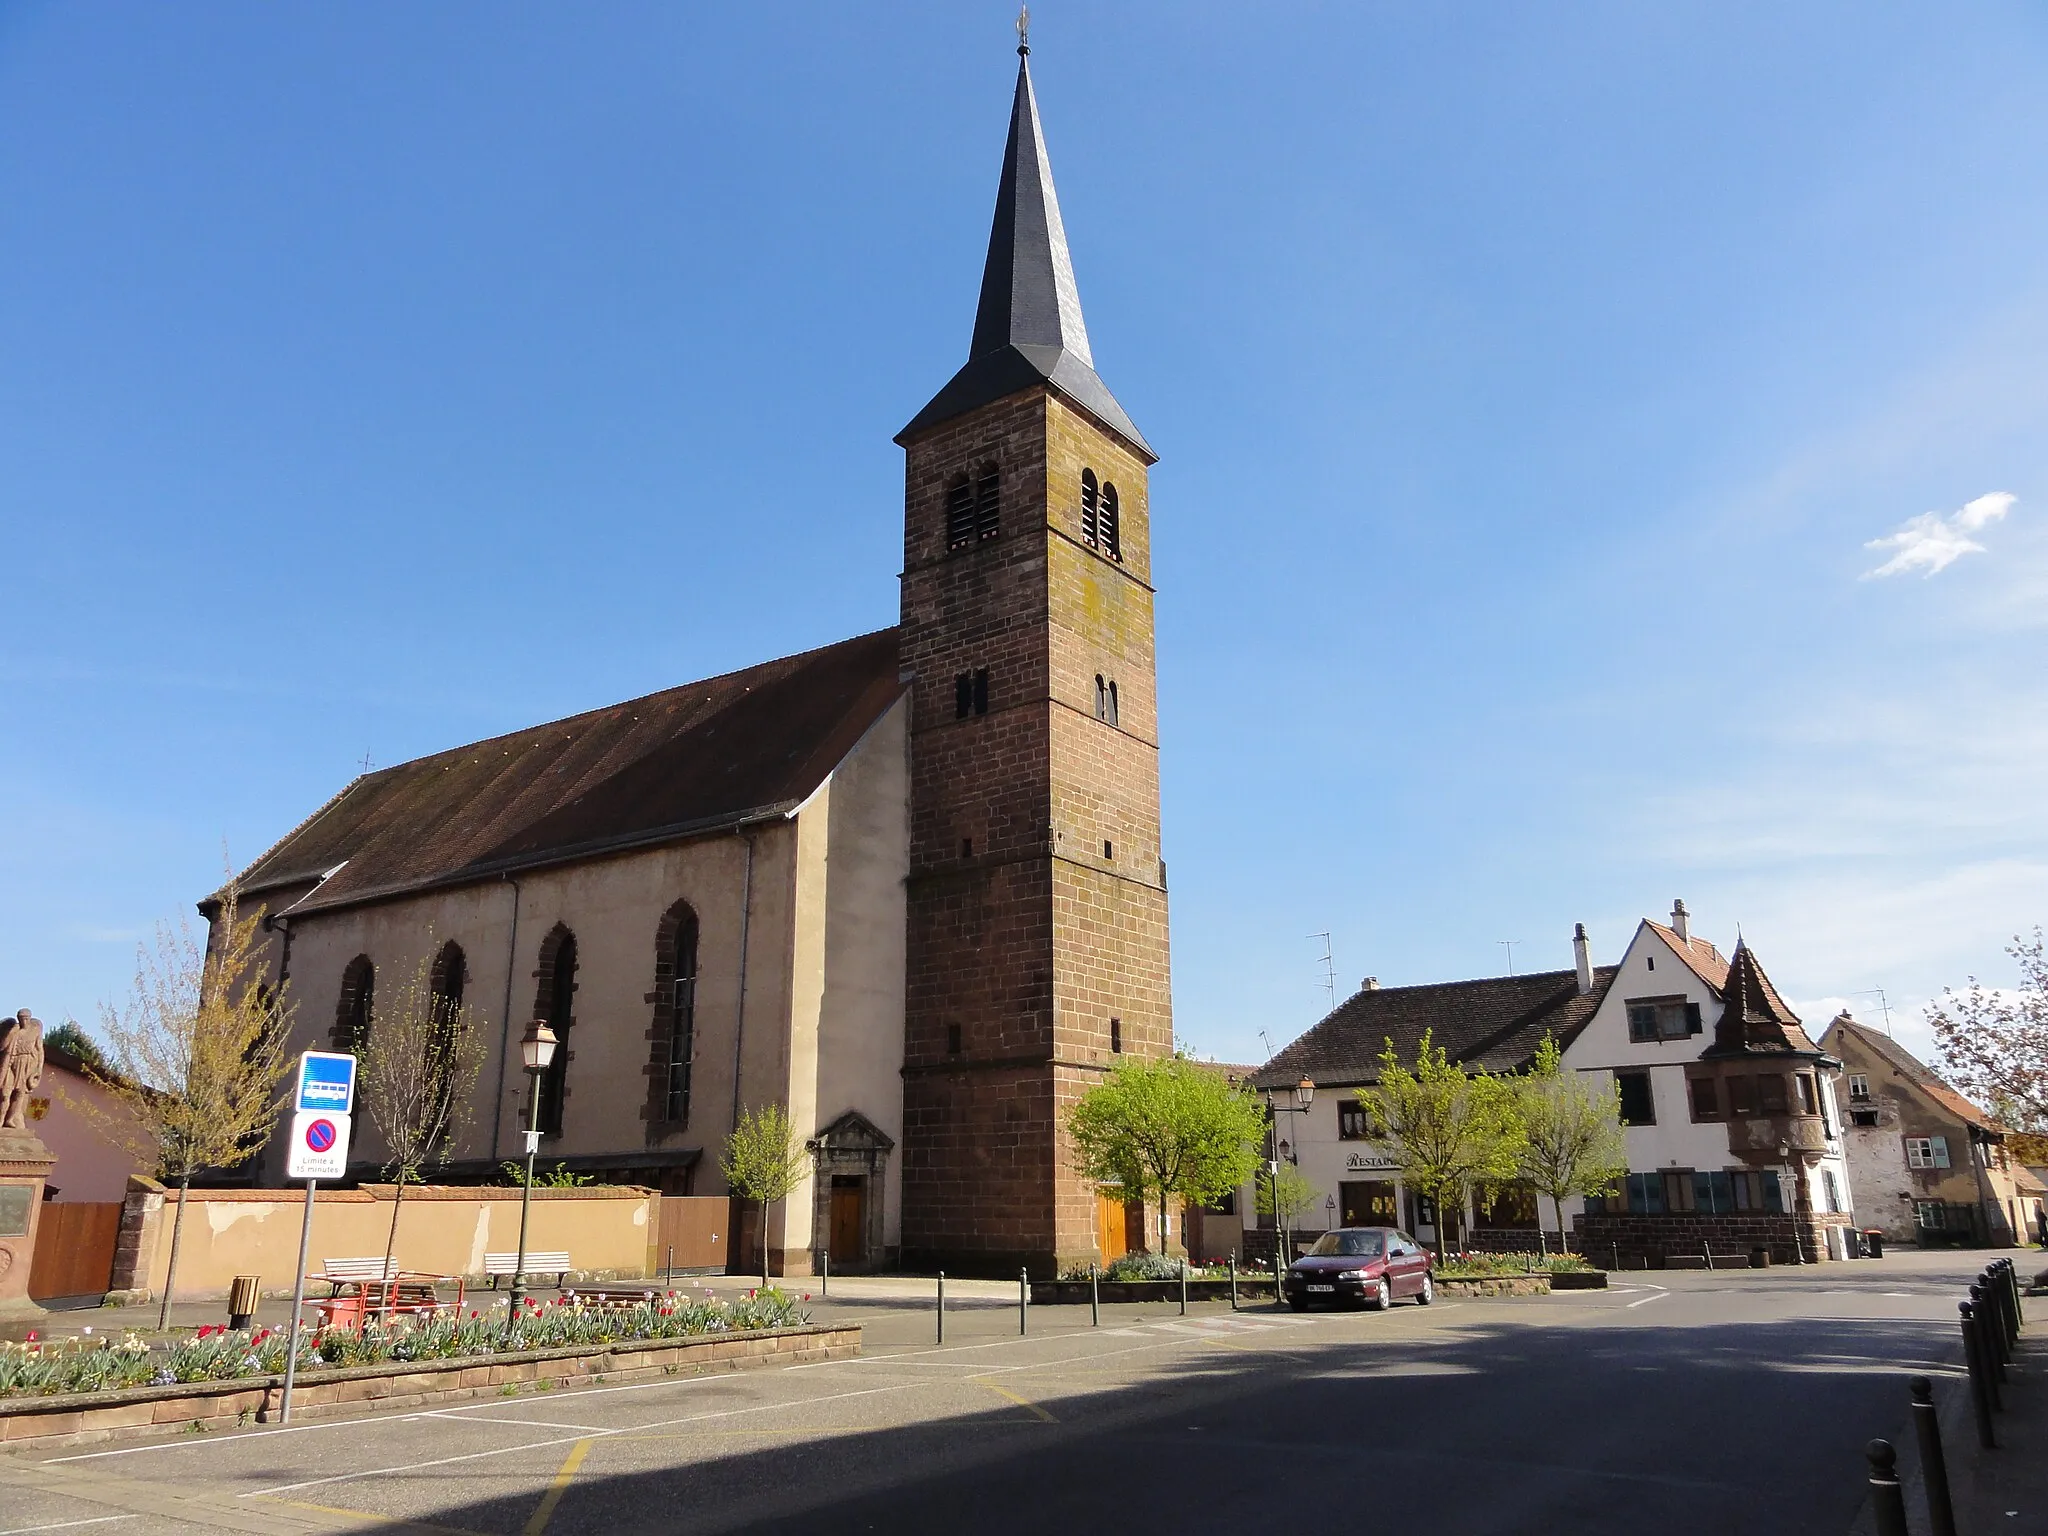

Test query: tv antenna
[1309,932,1335,1012]
[1499,939,1520,975]
[1856,987,1896,1037]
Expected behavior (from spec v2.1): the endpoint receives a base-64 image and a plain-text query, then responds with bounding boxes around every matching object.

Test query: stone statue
[0,1010,44,1130]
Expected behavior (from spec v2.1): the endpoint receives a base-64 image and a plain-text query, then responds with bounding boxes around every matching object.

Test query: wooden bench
[308,1258,463,1328]
[484,1252,572,1289]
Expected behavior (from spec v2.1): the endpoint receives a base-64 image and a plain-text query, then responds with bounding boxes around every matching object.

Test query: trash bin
[1863,1229,1884,1259]
[228,1274,262,1330]
[1749,1245,1771,1269]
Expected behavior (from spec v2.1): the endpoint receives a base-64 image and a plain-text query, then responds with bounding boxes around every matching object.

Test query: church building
[211,41,1169,1280]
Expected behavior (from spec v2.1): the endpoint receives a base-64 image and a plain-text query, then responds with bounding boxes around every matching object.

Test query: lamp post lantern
[508,1019,559,1320]
[1264,1076,1316,1264]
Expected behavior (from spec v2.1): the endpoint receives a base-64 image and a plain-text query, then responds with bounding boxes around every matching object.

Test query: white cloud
[1864,492,2016,578]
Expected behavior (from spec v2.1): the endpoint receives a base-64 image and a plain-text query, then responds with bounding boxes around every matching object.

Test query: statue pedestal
[0,1130,55,1322]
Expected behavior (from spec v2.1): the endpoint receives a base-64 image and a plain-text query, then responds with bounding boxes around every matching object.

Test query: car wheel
[1415,1274,1433,1306]
[1370,1277,1392,1311]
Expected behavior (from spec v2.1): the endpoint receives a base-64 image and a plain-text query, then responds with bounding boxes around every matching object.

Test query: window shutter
[1931,1135,1951,1169]
[1685,1002,1703,1034]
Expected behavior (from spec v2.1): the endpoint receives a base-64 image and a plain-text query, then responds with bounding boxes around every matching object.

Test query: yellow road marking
[976,1380,1056,1422]
[521,1439,592,1536]
[263,1500,488,1536]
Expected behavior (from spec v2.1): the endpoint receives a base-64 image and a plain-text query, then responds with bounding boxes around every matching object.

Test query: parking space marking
[976,1380,1057,1422]
[518,1438,591,1536]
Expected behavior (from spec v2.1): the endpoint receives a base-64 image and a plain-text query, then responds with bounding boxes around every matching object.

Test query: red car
[1281,1226,1434,1311]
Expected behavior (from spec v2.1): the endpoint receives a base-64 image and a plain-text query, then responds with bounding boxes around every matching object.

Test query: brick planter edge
[0,1323,859,1450]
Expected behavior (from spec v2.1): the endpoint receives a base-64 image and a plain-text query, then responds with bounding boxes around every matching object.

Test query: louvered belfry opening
[947,465,1001,550]
[1099,481,1120,561]
[1081,468,1100,546]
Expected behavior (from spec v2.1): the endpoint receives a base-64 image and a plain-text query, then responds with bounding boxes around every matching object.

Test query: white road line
[416,1412,607,1431]
[241,1381,925,1499]
[1625,1292,1669,1310]
[0,1520,139,1535]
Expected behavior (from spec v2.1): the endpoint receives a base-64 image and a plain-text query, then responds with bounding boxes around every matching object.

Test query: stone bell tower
[894,36,1171,1275]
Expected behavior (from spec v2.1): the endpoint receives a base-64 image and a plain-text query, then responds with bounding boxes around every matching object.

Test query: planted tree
[1514,1034,1628,1254]
[92,884,293,1328]
[721,1103,809,1287]
[1355,1030,1523,1259]
[1255,1160,1320,1258]
[1929,927,2048,1136]
[1066,1054,1266,1263]
[357,946,485,1287]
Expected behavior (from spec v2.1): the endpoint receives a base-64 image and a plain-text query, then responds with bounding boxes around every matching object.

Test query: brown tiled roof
[1248,967,1619,1090]
[1702,943,1826,1059]
[1822,1014,2005,1134]
[229,629,906,917]
[1644,921,1732,991]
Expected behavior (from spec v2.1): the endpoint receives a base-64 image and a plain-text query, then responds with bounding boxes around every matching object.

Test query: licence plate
[1307,1283,1335,1293]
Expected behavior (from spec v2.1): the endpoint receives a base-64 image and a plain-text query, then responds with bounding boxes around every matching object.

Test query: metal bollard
[1864,1440,1909,1536]
[1971,1283,2008,1382]
[1090,1262,1100,1328]
[936,1271,946,1345]
[1961,1301,1996,1445]
[820,1249,829,1299]
[1228,1255,1238,1312]
[1909,1376,1957,1536]
[1179,1260,1188,1317]
[2008,1256,2026,1328]
[1019,1267,1029,1336]
[1273,1252,1284,1308]
[1999,1260,2022,1343]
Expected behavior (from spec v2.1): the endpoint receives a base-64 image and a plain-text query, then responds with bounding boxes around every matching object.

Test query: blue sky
[4,3,2044,1071]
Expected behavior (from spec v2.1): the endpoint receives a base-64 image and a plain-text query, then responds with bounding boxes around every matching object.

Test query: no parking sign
[287,1110,352,1179]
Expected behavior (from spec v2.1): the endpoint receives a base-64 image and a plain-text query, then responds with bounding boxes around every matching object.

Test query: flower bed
[0,1287,808,1400]
[1431,1251,1593,1280]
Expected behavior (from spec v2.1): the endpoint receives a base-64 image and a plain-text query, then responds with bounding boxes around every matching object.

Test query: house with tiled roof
[1568,903,1856,1266]
[1245,902,1861,1265]
[1820,1014,2033,1248]
[1243,925,1617,1252]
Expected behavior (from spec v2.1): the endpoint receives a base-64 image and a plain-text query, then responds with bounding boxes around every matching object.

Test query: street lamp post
[508,1019,559,1320]
[1264,1076,1315,1263]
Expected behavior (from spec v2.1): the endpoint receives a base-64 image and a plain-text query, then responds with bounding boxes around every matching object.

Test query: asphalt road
[0,1251,1992,1536]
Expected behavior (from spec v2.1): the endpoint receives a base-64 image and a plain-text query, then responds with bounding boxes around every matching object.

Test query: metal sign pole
[279,1177,317,1424]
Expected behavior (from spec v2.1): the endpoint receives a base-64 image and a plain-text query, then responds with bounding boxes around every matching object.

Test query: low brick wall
[1437,1274,1550,1298]
[1029,1278,1277,1305]
[0,1323,857,1451]
[1549,1270,1609,1289]
[1576,1211,1850,1269]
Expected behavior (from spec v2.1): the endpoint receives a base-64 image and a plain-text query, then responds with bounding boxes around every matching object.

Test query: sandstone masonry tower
[895,43,1171,1275]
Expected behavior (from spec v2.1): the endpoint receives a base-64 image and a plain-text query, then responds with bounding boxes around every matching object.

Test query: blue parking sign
[297,1051,357,1114]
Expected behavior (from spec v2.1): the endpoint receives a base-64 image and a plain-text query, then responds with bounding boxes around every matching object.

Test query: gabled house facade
[1820,1013,2032,1248]
[1246,933,1616,1254]
[1564,905,1856,1265]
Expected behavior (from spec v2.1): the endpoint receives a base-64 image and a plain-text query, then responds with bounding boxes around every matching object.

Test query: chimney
[1671,899,1690,943]
[1572,924,1593,996]
[1362,977,1379,992]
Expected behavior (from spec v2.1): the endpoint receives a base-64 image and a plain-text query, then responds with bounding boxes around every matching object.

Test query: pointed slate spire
[1707,942,1820,1057]
[898,46,1151,457]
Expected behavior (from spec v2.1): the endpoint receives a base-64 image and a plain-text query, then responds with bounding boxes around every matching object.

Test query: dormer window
[946,465,1001,550]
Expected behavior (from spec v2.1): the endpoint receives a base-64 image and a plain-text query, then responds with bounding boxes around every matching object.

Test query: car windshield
[1307,1231,1384,1258]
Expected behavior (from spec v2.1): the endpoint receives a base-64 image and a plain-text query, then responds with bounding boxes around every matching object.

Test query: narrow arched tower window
[533,926,577,1138]
[1081,469,1100,547]
[945,464,1002,550]
[1107,680,1119,728]
[1094,674,1108,721]
[1100,482,1122,562]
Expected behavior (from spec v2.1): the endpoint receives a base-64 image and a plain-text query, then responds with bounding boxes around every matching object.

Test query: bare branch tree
[356,944,486,1288]
[92,883,292,1328]
[1929,927,2048,1133]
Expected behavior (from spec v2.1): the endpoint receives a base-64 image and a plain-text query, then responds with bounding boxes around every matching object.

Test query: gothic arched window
[650,900,700,1126]
[533,925,577,1138]
[332,955,374,1052]
[426,940,466,1136]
